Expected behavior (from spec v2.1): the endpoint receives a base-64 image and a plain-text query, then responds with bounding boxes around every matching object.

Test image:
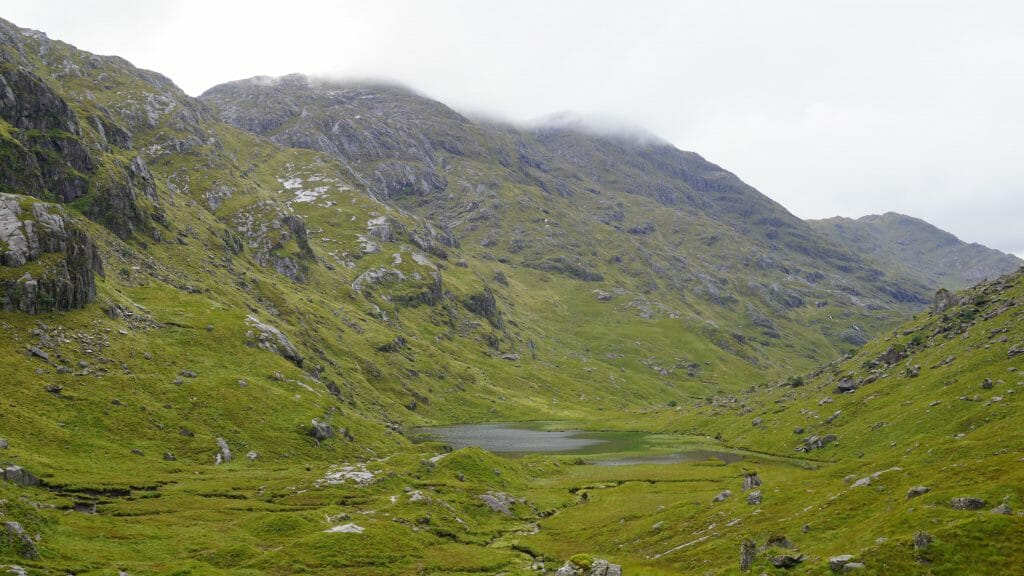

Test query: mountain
[810,212,1022,290]
[1,17,1021,574]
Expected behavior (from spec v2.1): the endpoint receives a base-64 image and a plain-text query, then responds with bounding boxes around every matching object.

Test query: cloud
[1,0,1020,255]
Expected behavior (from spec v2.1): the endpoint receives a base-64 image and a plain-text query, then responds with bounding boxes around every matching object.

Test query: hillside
[0,16,1022,575]
[810,212,1022,291]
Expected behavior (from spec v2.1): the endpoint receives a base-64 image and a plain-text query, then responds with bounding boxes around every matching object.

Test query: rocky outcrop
[1,521,38,560]
[951,497,986,511]
[463,287,503,329]
[0,194,101,313]
[554,558,622,576]
[933,288,958,314]
[245,315,303,366]
[83,154,157,239]
[2,464,40,487]
[0,65,94,203]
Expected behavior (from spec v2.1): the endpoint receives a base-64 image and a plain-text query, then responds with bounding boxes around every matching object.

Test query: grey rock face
[913,531,932,550]
[0,66,93,203]
[746,490,763,505]
[0,195,101,313]
[743,472,762,491]
[245,315,303,367]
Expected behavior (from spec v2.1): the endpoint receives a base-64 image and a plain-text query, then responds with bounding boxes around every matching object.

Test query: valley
[0,14,1021,576]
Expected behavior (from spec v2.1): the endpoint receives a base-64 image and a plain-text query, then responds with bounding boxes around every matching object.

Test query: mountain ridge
[1,18,1022,575]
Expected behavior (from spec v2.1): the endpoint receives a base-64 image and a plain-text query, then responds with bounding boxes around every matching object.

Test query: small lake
[410,422,745,466]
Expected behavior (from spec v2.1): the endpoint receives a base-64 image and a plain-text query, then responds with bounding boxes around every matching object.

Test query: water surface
[410,422,745,465]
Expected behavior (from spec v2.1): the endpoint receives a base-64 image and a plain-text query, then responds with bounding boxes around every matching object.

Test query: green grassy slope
[0,15,1021,576]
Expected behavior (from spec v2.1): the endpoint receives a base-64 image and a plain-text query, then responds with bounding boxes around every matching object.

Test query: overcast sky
[2,0,1022,256]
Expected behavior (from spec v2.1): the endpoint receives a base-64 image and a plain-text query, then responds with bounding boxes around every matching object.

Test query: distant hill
[810,212,1022,290]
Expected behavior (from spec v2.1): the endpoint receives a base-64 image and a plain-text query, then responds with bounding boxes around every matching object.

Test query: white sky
[2,0,1022,257]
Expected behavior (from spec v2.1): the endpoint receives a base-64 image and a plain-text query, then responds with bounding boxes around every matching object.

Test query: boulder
[245,315,303,366]
[309,419,334,442]
[913,531,932,551]
[713,490,733,502]
[746,490,762,505]
[992,503,1012,515]
[2,465,40,487]
[1,521,38,560]
[829,555,856,572]
[215,437,232,463]
[835,378,859,393]
[951,497,986,510]
[478,491,521,515]
[770,554,804,569]
[799,434,837,452]
[740,538,757,571]
[906,486,931,499]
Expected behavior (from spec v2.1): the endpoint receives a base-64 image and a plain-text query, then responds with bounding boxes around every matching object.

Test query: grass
[0,16,1021,573]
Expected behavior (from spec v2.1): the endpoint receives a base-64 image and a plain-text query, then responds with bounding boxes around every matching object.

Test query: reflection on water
[410,422,744,466]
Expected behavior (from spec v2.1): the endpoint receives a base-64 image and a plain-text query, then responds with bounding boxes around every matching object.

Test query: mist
[2,0,1022,256]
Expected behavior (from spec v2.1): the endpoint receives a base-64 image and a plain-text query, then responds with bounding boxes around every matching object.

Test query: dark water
[410,422,744,465]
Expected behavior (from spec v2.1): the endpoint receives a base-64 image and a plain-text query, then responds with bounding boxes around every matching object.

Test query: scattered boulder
[309,419,334,442]
[740,538,757,572]
[906,486,931,499]
[163,452,176,461]
[26,346,49,361]
[246,451,258,461]
[981,378,994,390]
[835,378,859,394]
[799,434,837,452]
[829,555,856,572]
[770,554,804,569]
[554,558,622,576]
[0,438,7,449]
[478,491,521,515]
[2,465,40,487]
[713,490,733,502]
[742,472,762,491]
[215,437,232,464]
[751,417,762,427]
[951,497,986,511]
[747,490,763,505]
[1,521,38,560]
[879,345,906,366]
[324,523,364,534]
[245,315,303,367]
[913,531,932,551]
[992,503,1012,515]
